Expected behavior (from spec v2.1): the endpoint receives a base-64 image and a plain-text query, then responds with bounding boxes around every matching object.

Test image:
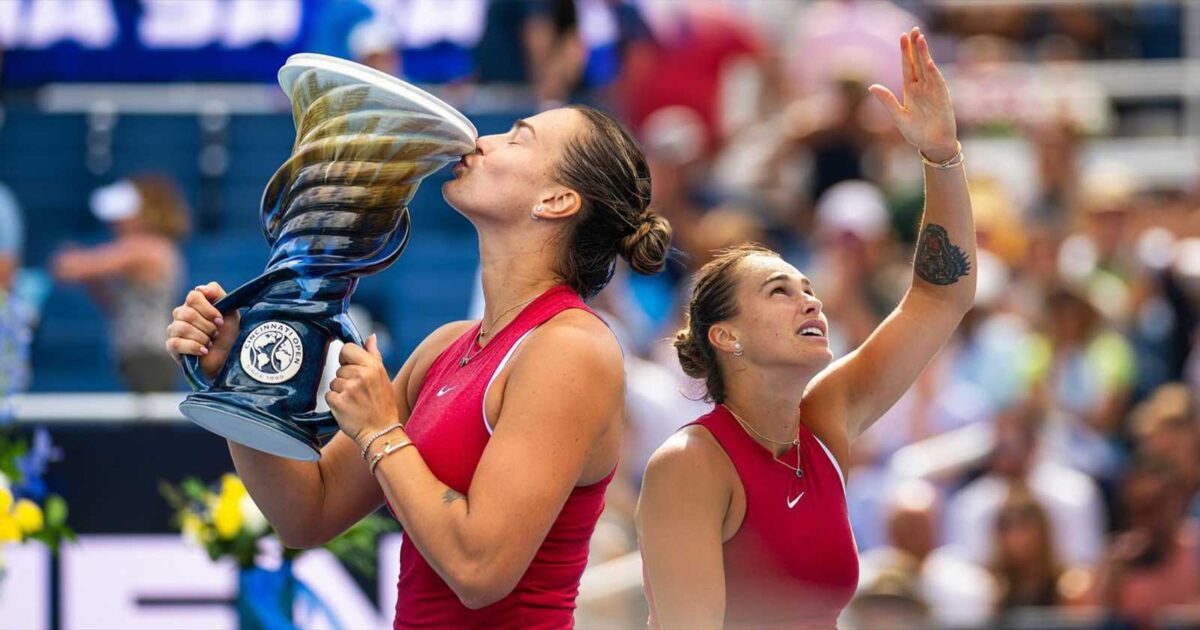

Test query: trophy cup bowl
[178,54,478,461]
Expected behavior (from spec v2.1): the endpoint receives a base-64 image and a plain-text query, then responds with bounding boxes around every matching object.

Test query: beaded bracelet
[359,422,404,460]
[920,141,965,170]
[369,439,416,475]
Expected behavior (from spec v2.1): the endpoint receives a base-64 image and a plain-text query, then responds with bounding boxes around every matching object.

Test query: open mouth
[796,320,827,338]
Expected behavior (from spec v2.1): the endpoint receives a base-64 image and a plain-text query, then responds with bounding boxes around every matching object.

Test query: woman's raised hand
[165,281,241,380]
[868,27,959,162]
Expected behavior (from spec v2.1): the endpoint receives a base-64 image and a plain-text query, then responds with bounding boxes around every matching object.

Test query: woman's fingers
[868,84,903,122]
[899,32,915,87]
[185,288,224,325]
[167,319,214,348]
[198,281,227,303]
[165,336,209,358]
[329,377,346,394]
[910,28,926,82]
[172,305,219,337]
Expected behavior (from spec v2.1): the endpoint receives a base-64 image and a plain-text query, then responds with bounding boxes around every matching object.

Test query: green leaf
[43,495,68,529]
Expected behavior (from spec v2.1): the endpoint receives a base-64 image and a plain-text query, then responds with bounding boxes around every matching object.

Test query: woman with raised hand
[167,105,671,627]
[637,27,974,629]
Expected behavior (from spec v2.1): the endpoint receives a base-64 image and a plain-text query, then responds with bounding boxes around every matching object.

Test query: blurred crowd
[3,1,1200,628]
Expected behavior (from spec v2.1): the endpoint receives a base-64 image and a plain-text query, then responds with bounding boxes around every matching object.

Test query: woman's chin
[441,179,466,207]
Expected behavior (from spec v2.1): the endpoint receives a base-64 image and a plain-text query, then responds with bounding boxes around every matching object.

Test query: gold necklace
[723,404,805,479]
[458,293,541,368]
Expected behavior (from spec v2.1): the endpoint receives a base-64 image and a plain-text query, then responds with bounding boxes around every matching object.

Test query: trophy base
[180,395,322,461]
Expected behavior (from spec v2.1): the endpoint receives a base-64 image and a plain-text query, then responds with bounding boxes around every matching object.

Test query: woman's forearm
[912,148,976,309]
[227,441,327,546]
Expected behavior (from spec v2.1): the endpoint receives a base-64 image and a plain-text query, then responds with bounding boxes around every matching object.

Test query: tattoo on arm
[914,224,971,286]
[442,489,466,506]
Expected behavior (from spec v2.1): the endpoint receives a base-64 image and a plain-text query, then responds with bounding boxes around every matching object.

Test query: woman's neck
[477,230,561,336]
[721,366,813,457]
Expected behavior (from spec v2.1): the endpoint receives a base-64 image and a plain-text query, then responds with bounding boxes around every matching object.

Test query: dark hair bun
[619,209,672,275]
[673,327,710,380]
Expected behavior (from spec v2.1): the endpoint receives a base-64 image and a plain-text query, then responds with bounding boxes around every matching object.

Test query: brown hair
[554,105,671,299]
[989,486,1063,612]
[673,244,779,403]
[130,173,190,241]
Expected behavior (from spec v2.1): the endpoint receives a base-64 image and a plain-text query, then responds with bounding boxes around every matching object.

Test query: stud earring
[733,342,744,357]
[531,204,543,221]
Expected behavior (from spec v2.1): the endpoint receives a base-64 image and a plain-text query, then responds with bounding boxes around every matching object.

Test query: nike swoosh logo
[787,492,805,509]
[436,385,455,397]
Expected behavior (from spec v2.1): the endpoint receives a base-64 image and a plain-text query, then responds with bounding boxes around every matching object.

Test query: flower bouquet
[162,473,397,629]
[0,427,73,583]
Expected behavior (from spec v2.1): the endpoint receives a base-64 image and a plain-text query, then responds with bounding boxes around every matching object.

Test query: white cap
[349,20,398,60]
[815,180,889,240]
[90,180,141,223]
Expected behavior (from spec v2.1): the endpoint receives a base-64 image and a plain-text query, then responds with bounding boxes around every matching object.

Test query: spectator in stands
[619,4,766,156]
[1040,281,1133,481]
[1093,456,1200,629]
[475,0,586,109]
[0,183,19,294]
[0,182,30,405]
[349,19,401,77]
[989,487,1069,617]
[1131,383,1200,520]
[807,180,901,353]
[844,561,931,630]
[858,479,996,628]
[51,174,188,392]
[787,0,923,98]
[945,399,1106,569]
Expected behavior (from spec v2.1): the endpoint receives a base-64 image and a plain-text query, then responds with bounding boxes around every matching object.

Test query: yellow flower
[213,495,243,540]
[219,474,247,502]
[0,513,19,543]
[0,486,12,515]
[12,500,43,534]
[181,512,204,545]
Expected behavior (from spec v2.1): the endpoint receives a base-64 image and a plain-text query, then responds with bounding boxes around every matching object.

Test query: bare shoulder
[643,425,733,499]
[639,425,735,529]
[517,309,624,380]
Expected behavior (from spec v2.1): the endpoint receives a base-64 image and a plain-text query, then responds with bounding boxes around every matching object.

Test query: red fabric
[392,284,613,629]
[620,11,764,151]
[646,406,859,629]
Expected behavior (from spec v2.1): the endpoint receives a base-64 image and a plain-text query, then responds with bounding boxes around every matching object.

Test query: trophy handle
[292,314,364,430]
[180,278,267,392]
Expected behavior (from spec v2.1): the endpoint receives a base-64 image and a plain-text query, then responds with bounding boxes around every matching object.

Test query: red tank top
[393,284,614,629]
[646,406,859,629]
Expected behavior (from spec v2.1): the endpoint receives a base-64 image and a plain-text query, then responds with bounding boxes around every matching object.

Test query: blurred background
[2,0,1200,628]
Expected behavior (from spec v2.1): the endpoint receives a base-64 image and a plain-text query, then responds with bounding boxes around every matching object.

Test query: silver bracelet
[359,422,404,460]
[920,141,965,170]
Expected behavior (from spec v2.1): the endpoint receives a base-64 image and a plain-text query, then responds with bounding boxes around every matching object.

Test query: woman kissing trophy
[178,54,478,461]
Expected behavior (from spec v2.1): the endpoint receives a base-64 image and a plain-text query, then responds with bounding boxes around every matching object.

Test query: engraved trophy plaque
[179,54,477,460]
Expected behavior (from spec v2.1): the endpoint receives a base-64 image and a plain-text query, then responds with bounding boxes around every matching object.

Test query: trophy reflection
[179,54,477,460]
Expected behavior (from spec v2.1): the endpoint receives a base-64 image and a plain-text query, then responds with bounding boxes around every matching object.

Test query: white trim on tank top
[810,432,846,491]
[482,328,537,435]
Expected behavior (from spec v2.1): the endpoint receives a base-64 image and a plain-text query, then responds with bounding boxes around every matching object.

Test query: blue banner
[0,0,363,86]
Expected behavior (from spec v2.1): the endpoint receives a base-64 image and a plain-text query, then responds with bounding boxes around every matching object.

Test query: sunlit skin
[709,255,834,387]
[638,27,977,628]
[165,106,629,611]
[442,109,585,230]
